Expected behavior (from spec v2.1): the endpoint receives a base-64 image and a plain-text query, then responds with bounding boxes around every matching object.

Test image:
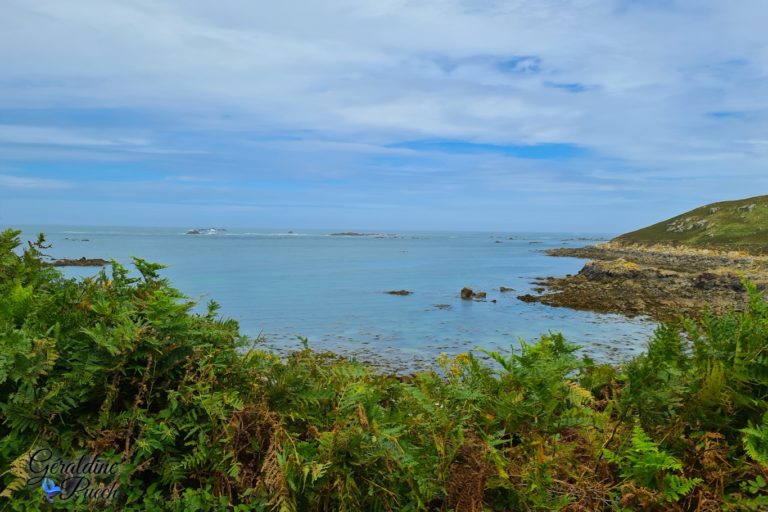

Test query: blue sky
[0,0,766,231]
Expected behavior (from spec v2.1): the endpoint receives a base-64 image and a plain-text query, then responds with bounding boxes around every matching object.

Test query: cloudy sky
[0,0,766,231]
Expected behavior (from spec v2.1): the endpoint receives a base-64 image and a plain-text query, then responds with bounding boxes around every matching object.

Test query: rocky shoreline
[518,242,768,321]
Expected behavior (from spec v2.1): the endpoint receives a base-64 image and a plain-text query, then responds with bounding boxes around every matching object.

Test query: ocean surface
[14,226,656,370]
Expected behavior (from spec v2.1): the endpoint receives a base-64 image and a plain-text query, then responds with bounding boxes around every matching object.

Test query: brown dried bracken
[226,404,288,503]
[446,431,489,512]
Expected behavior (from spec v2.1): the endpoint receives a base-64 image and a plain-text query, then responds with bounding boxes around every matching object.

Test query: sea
[13,226,656,371]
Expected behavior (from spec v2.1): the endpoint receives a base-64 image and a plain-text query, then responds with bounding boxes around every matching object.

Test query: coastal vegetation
[1,227,767,511]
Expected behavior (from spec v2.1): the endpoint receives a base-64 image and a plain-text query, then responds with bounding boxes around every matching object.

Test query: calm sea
[14,226,655,370]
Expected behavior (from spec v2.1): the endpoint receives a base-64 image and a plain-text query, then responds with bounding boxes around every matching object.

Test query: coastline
[518,241,768,321]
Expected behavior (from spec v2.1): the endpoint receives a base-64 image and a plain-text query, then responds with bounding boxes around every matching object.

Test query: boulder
[460,287,475,300]
[385,290,413,296]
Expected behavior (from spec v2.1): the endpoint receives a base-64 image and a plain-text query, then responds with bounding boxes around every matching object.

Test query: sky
[0,0,766,232]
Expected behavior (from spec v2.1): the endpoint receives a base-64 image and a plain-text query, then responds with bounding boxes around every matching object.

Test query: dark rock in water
[460,287,475,300]
[330,232,369,236]
[517,294,539,303]
[490,299,497,303]
[499,286,515,292]
[52,257,110,267]
[474,291,487,299]
[385,290,413,296]
[433,304,452,310]
[494,240,502,244]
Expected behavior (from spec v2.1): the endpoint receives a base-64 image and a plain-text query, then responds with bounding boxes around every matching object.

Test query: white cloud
[0,173,73,189]
[0,125,148,147]
[1,1,764,150]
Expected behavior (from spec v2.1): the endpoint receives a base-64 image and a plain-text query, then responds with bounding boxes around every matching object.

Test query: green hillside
[615,195,768,251]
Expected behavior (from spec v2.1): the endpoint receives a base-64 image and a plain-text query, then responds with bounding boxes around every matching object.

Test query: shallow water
[14,226,656,370]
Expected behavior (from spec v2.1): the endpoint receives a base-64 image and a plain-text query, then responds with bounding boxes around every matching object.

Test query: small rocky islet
[50,256,110,267]
[384,289,413,295]
[519,195,768,321]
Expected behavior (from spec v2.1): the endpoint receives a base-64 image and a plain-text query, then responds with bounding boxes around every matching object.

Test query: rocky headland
[519,195,768,321]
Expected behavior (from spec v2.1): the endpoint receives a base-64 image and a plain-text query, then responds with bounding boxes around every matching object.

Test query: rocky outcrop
[521,244,767,320]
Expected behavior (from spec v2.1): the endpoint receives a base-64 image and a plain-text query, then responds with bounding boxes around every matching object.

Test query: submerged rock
[385,290,413,296]
[499,286,515,292]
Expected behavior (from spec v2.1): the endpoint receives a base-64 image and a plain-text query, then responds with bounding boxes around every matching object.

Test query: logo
[26,449,121,503]
[41,478,61,503]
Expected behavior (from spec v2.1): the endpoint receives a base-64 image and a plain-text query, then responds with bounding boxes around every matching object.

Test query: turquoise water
[14,226,655,370]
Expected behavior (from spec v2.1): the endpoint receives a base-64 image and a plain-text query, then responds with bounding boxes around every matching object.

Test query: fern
[742,412,768,467]
[607,425,701,503]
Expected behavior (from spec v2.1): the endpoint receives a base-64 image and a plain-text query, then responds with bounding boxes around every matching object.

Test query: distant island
[186,228,227,235]
[520,195,768,320]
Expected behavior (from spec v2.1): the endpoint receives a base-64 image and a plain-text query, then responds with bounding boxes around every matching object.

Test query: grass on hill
[615,195,768,252]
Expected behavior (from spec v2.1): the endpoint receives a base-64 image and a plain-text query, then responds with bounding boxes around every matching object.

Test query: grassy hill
[615,195,768,252]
